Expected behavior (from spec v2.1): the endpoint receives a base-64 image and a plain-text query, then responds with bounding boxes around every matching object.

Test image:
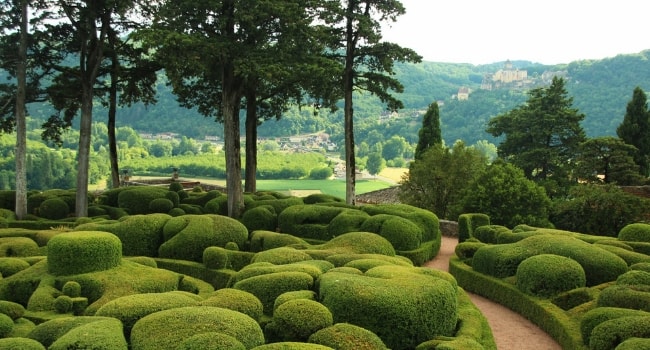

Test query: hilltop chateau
[481,60,529,90]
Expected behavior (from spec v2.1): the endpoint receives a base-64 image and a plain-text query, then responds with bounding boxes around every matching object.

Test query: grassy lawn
[110,175,395,200]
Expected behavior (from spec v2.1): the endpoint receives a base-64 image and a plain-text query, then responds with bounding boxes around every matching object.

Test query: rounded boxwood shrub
[265,299,333,342]
[327,210,370,237]
[0,337,45,350]
[168,181,183,192]
[177,332,246,350]
[249,230,307,252]
[148,198,174,214]
[130,306,264,350]
[0,300,25,320]
[241,205,278,232]
[251,343,334,350]
[308,323,388,350]
[273,290,317,313]
[631,262,650,273]
[597,284,650,311]
[251,247,313,265]
[233,271,314,315]
[117,186,170,215]
[95,291,200,338]
[48,317,127,350]
[38,198,70,220]
[0,237,40,257]
[617,270,650,286]
[580,307,650,344]
[199,288,263,322]
[589,316,650,350]
[54,295,73,313]
[616,337,650,350]
[516,254,586,297]
[0,257,31,277]
[0,313,12,337]
[47,231,122,276]
[619,223,650,242]
[318,271,457,350]
[360,214,422,251]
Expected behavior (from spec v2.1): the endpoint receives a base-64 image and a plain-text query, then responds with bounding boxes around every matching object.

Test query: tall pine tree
[414,101,442,159]
[617,86,650,177]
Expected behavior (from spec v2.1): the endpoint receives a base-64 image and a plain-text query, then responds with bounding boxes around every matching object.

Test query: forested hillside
[24,50,650,146]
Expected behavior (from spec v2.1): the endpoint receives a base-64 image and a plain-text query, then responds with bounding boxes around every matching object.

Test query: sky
[380,0,650,65]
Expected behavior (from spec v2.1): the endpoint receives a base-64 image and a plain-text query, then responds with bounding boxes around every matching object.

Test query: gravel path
[424,236,562,350]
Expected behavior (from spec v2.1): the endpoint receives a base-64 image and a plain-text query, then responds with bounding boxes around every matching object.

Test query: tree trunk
[14,0,28,220]
[244,94,257,193]
[75,84,93,217]
[108,52,120,188]
[343,1,356,206]
[222,65,243,218]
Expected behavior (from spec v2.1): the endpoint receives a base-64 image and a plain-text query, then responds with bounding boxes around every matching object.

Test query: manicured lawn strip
[449,256,587,350]
[255,179,392,199]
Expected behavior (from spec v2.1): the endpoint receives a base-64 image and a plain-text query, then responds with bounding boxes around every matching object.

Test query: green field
[255,178,393,199]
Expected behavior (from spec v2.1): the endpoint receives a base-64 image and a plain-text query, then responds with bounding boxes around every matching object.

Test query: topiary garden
[0,185,648,349]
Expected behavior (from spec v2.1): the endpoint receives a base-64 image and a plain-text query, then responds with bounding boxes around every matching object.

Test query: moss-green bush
[308,323,388,350]
[360,203,439,242]
[61,281,81,298]
[632,262,650,273]
[251,343,334,350]
[516,254,586,297]
[26,316,116,347]
[48,317,127,350]
[273,290,317,313]
[47,231,122,276]
[0,257,31,277]
[472,234,628,285]
[199,288,263,322]
[454,240,486,260]
[580,307,650,344]
[233,271,314,315]
[265,299,333,342]
[551,287,595,311]
[619,223,650,242]
[0,237,40,257]
[130,306,265,350]
[589,316,650,350]
[181,190,221,207]
[596,243,650,265]
[615,337,650,350]
[75,214,170,257]
[597,284,650,311]
[318,270,457,350]
[249,230,307,252]
[472,225,510,244]
[117,186,171,215]
[53,295,73,313]
[302,193,343,204]
[95,291,200,338]
[148,198,174,213]
[326,210,370,237]
[0,300,25,320]
[159,215,248,262]
[251,247,313,265]
[203,246,254,271]
[246,196,304,216]
[457,213,490,243]
[204,196,229,215]
[233,262,326,285]
[178,203,203,214]
[0,337,45,350]
[0,313,13,337]
[278,205,350,240]
[38,198,70,220]
[305,231,396,259]
[359,214,422,251]
[241,205,278,232]
[177,332,246,350]
[617,270,650,286]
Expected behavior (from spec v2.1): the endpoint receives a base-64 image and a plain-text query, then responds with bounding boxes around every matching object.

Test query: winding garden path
[424,236,562,350]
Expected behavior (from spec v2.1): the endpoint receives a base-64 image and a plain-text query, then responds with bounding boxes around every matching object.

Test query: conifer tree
[617,86,650,177]
[414,102,442,159]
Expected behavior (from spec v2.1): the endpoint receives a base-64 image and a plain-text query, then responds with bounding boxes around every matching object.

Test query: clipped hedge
[241,205,278,232]
[359,214,422,251]
[198,288,263,322]
[597,284,650,311]
[516,254,586,297]
[472,234,628,285]
[117,186,171,215]
[457,213,490,243]
[159,214,248,262]
[38,198,70,220]
[619,223,650,242]
[308,323,388,350]
[47,231,122,276]
[580,307,650,344]
[130,306,265,350]
[318,270,457,350]
[265,299,333,342]
[589,316,650,350]
[232,271,314,315]
[278,205,349,241]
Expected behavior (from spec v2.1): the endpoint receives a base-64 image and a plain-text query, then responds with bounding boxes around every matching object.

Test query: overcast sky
[380,0,649,65]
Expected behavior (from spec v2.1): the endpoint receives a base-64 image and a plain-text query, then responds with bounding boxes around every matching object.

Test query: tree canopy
[414,102,442,159]
[617,86,650,177]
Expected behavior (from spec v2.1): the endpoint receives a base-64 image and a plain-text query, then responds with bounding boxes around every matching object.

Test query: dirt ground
[424,236,562,350]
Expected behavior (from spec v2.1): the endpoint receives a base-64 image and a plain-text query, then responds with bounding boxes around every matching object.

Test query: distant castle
[481,60,529,90]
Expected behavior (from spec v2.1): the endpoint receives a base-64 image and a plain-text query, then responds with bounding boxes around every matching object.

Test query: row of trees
[401,80,650,234]
[1,0,421,218]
